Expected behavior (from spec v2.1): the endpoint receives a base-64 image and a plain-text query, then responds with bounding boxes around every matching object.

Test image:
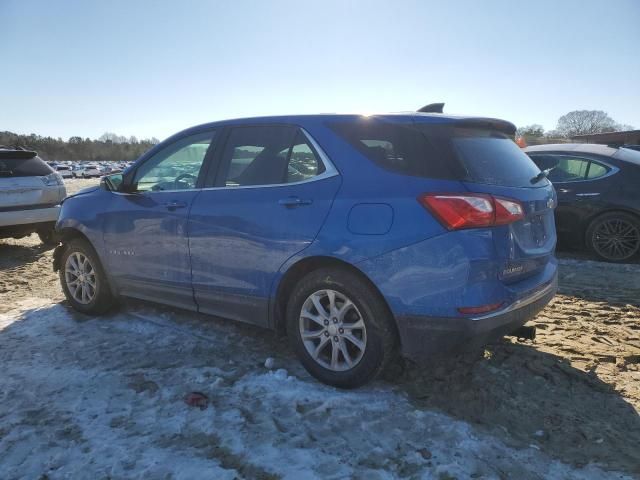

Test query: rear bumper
[0,205,61,228]
[396,273,557,363]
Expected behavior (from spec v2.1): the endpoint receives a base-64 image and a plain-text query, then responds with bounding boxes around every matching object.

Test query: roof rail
[417,102,445,113]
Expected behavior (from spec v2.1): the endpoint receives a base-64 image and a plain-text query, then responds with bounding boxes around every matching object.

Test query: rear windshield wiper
[530,168,551,184]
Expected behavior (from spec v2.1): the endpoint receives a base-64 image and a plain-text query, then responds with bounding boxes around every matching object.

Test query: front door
[102,130,217,309]
[188,125,341,326]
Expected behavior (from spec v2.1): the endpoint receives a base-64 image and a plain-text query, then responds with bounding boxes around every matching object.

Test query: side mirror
[101,173,124,192]
[118,169,138,193]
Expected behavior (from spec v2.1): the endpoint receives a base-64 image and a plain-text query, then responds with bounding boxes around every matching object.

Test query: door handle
[278,196,313,208]
[162,200,188,210]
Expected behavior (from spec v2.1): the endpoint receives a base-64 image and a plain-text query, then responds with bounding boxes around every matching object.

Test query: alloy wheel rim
[593,219,640,261]
[64,252,97,304]
[299,289,367,372]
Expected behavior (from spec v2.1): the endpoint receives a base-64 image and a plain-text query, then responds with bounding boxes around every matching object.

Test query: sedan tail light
[418,193,524,230]
[41,172,64,186]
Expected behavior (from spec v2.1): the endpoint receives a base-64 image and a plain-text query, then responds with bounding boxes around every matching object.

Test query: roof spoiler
[417,102,445,113]
[0,146,37,160]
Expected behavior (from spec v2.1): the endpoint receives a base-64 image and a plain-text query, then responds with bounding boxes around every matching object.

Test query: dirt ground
[1,178,639,478]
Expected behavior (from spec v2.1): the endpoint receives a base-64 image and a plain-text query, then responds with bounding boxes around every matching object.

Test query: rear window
[0,155,53,177]
[615,147,640,166]
[329,119,544,186]
[444,128,544,187]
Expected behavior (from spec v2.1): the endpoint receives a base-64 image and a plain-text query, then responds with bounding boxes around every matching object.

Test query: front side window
[221,126,324,186]
[134,131,215,191]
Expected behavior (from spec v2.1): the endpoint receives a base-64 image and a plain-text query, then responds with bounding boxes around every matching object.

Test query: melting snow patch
[0,299,633,480]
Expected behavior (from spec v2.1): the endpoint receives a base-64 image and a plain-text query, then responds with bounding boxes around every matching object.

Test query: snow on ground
[0,299,632,479]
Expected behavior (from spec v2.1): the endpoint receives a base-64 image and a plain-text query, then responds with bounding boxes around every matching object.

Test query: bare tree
[556,110,618,137]
[516,124,545,138]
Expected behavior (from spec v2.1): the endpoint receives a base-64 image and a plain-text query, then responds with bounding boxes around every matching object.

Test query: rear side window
[328,120,457,179]
[0,154,53,177]
[529,154,610,182]
[287,131,325,183]
[586,162,608,179]
[329,120,542,186]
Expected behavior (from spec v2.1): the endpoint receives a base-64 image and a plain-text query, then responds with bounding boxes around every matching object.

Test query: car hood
[63,185,100,202]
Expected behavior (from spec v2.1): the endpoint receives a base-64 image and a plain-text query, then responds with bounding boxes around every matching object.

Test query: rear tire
[286,267,397,388]
[586,212,640,263]
[59,238,114,315]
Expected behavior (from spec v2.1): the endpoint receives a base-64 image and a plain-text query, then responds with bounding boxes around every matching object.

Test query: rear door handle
[278,196,313,208]
[162,200,188,210]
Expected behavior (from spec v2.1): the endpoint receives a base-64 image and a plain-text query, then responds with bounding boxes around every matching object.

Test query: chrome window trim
[198,127,339,191]
[529,153,619,183]
[119,128,339,194]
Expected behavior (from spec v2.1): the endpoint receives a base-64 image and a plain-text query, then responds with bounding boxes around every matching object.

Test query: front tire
[586,212,640,263]
[59,238,114,315]
[286,268,397,388]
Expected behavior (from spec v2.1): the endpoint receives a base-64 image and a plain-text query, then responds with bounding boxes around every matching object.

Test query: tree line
[0,131,160,162]
[517,110,634,145]
[1,109,635,161]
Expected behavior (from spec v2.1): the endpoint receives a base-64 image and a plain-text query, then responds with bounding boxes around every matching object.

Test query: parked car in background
[76,164,101,178]
[71,164,84,178]
[55,164,73,179]
[525,144,640,262]
[0,147,67,244]
[54,112,557,388]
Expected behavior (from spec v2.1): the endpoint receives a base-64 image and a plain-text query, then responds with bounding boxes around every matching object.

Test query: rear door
[188,125,341,326]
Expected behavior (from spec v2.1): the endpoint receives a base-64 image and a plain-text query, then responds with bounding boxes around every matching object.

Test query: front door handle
[278,196,313,208]
[162,200,188,210]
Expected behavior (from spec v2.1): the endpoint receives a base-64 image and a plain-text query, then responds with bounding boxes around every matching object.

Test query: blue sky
[1,0,638,141]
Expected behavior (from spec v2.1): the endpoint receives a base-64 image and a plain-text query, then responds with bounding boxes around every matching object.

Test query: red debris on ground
[184,391,209,410]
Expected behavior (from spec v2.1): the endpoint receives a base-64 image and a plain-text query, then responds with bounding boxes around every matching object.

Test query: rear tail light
[418,193,524,230]
[41,172,64,186]
[493,197,525,225]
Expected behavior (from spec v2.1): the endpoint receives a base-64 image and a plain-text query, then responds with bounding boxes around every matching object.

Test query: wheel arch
[583,208,640,241]
[271,255,397,339]
[583,208,640,260]
[53,227,97,272]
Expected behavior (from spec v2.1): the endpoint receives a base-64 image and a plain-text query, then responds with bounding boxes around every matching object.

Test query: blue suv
[54,112,558,388]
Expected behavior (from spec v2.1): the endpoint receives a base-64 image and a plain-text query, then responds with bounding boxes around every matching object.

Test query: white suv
[0,148,67,245]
